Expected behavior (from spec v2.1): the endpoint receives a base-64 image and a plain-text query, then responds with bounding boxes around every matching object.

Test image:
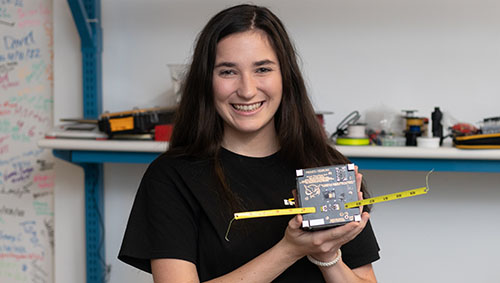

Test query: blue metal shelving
[66,1,105,283]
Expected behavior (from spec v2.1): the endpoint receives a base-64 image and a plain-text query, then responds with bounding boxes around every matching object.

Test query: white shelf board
[335,145,500,160]
[37,138,168,152]
[37,138,500,160]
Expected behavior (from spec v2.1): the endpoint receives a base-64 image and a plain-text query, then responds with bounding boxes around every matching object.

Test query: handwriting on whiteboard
[0,1,53,282]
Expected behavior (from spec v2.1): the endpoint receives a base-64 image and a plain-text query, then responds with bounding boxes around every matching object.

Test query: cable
[329,111,361,139]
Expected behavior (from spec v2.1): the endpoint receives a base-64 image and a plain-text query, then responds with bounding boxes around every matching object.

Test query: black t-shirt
[118,148,380,282]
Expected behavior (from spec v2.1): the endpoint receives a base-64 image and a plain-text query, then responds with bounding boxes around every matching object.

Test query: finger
[355,166,363,193]
[358,190,364,214]
[317,221,361,242]
[288,214,303,230]
[361,211,370,222]
[338,212,370,242]
[313,225,358,249]
[354,165,364,213]
[309,213,369,250]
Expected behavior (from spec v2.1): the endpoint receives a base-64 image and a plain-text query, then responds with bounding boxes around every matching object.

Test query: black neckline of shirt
[220,147,281,168]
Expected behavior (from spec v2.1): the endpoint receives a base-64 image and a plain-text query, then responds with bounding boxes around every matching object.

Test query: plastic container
[380,136,406,147]
[417,137,440,148]
[481,117,500,134]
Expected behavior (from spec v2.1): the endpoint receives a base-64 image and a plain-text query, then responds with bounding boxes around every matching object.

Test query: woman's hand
[283,166,369,262]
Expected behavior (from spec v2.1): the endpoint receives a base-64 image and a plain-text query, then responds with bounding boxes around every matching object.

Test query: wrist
[307,249,342,268]
[276,238,304,263]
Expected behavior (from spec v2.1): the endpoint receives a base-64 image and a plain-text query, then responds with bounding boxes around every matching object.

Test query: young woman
[119,4,380,282]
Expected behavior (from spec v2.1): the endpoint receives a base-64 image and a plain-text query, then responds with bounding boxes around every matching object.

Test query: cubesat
[296,164,361,230]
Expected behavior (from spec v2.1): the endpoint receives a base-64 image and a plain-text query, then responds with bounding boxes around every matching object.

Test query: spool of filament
[347,124,366,138]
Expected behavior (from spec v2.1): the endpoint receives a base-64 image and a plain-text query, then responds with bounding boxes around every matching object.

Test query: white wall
[53,1,500,282]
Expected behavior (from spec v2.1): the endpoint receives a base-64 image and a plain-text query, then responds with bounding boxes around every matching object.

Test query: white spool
[347,124,366,138]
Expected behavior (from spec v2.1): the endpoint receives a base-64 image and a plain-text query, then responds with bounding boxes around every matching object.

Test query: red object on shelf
[451,123,478,135]
[155,124,174,141]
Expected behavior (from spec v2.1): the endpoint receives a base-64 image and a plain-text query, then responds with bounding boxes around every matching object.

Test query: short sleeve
[341,220,380,269]
[118,160,200,273]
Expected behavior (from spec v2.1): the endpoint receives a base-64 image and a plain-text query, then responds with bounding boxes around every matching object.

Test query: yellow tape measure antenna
[225,169,433,241]
[345,169,433,209]
[344,186,428,209]
[224,207,316,241]
[234,207,317,220]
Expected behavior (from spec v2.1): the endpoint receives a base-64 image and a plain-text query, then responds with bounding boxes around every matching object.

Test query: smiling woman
[213,30,283,156]
[118,4,380,283]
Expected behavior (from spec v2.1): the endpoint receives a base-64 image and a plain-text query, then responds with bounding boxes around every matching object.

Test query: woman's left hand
[284,166,369,262]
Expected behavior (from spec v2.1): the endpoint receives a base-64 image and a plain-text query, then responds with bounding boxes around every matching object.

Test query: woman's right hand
[282,211,370,263]
[284,166,369,262]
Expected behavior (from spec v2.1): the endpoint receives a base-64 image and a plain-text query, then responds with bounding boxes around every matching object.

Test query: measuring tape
[232,186,428,220]
[234,207,316,220]
[225,170,433,241]
[344,186,428,208]
[346,169,433,209]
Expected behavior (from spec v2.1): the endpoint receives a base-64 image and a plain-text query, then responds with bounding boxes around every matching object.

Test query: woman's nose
[237,73,257,99]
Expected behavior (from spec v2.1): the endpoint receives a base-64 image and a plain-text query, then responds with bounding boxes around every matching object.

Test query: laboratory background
[1,0,499,283]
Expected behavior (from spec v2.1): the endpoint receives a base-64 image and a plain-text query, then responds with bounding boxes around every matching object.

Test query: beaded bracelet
[307,249,342,267]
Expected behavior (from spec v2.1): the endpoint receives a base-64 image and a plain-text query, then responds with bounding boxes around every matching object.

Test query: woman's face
[213,30,282,141]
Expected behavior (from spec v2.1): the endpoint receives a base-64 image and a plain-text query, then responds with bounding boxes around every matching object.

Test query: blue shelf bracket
[81,163,106,283]
[67,0,94,47]
[67,1,105,283]
[53,150,107,283]
[67,0,103,119]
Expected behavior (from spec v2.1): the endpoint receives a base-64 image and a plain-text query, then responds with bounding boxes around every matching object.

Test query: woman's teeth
[232,102,262,112]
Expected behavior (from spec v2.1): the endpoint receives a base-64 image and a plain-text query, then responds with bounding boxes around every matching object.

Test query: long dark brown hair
[165,4,370,213]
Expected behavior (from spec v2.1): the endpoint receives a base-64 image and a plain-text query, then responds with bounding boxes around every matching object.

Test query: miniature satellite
[296,164,361,230]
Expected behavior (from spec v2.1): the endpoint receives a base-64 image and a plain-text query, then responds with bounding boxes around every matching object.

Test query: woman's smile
[213,29,283,141]
[231,102,264,112]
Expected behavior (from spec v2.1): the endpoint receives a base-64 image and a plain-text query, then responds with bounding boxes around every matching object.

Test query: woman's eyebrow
[214,59,276,69]
[254,59,276,66]
[214,62,236,68]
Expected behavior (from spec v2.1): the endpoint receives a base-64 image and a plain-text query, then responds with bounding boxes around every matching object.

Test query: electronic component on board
[296,164,360,230]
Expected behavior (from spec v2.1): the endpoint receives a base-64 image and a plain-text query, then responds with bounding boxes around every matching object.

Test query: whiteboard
[0,0,54,282]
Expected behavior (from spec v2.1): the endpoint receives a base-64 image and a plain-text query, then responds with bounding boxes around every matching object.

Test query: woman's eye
[256,67,272,73]
[219,69,236,76]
